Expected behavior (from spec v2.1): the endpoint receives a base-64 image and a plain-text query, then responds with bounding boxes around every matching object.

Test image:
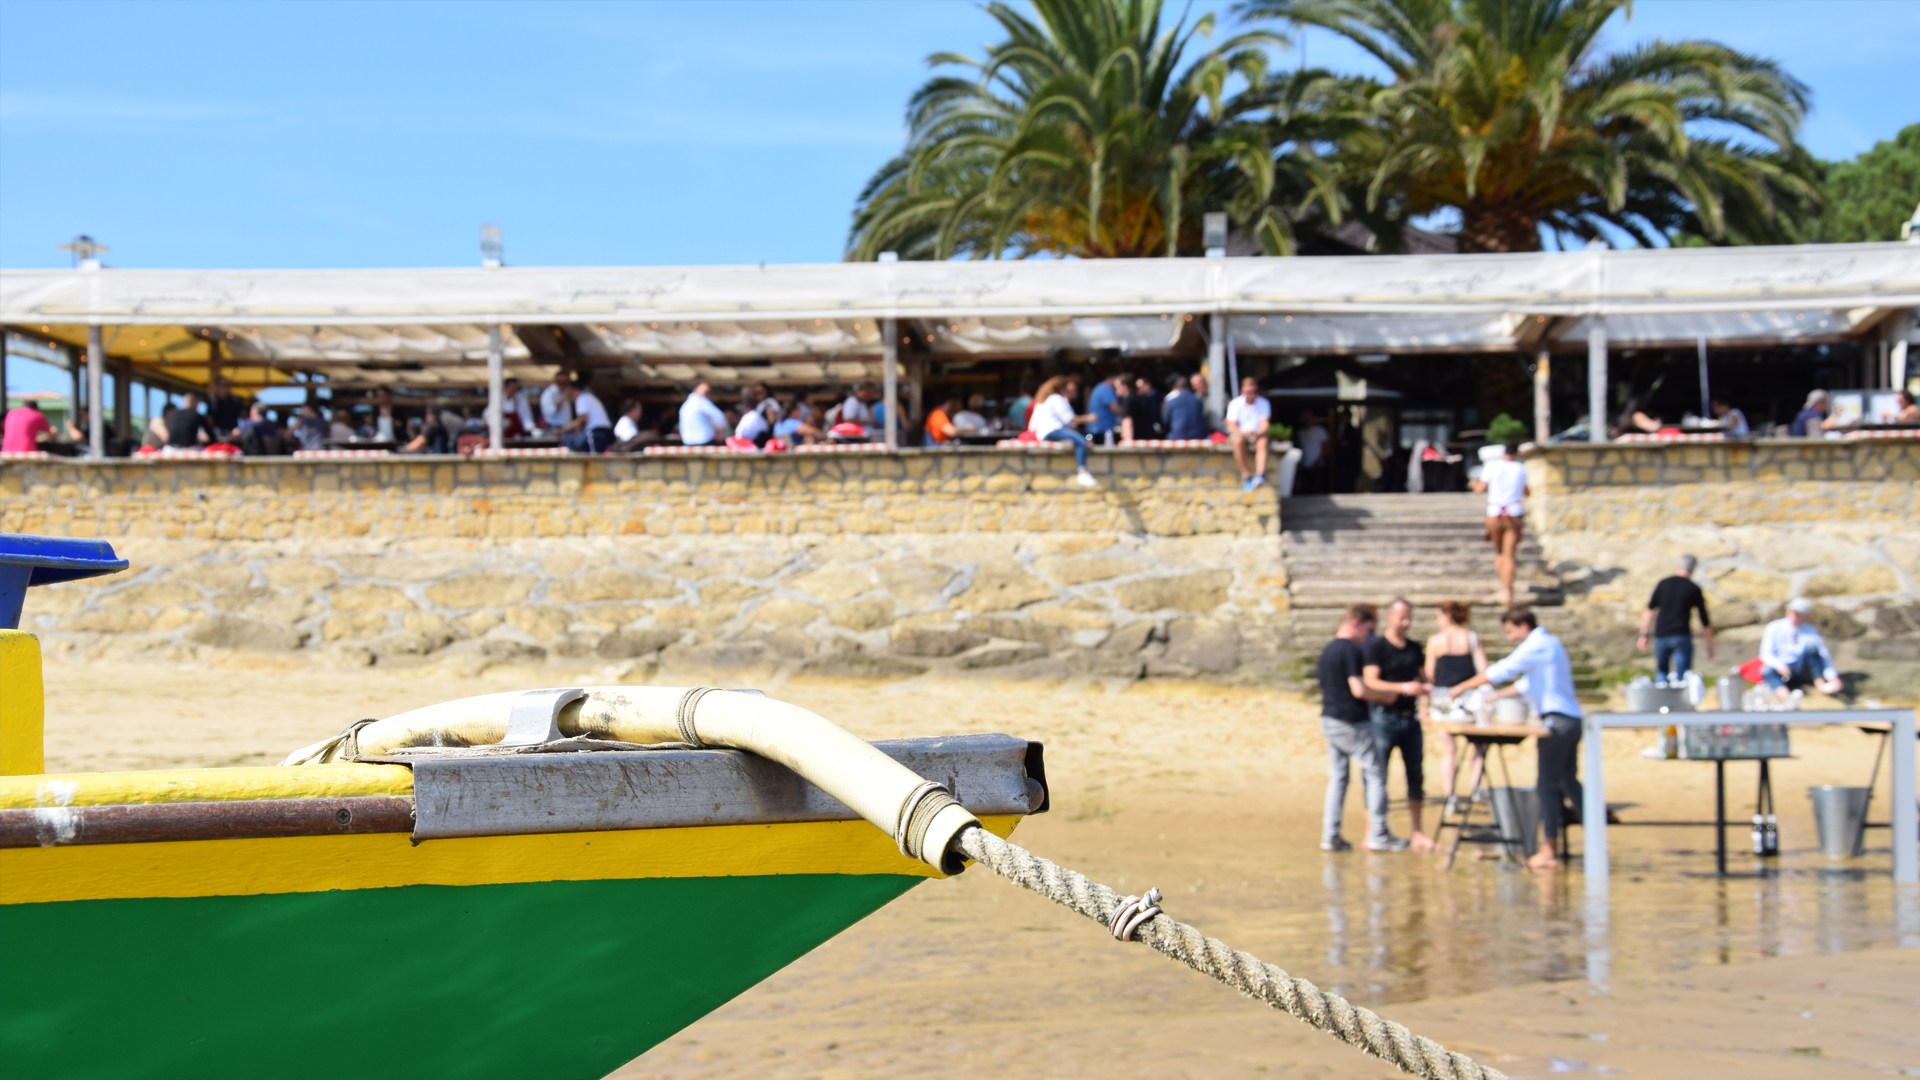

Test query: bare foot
[1527,849,1561,871]
[1409,831,1435,854]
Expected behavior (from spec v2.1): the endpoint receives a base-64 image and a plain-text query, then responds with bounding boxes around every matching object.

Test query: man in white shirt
[559,382,615,453]
[1471,441,1529,606]
[540,370,575,430]
[837,384,879,437]
[1225,377,1272,492]
[1758,598,1842,699]
[678,382,729,446]
[735,402,771,445]
[1447,606,1585,870]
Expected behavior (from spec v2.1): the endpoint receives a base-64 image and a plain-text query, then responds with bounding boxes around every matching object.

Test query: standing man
[205,377,247,441]
[677,382,729,447]
[1363,598,1433,852]
[1639,554,1714,680]
[1758,598,1843,700]
[1471,441,1529,606]
[1086,372,1127,446]
[1449,607,1584,870]
[1162,373,1208,440]
[1225,376,1272,492]
[1316,603,1408,853]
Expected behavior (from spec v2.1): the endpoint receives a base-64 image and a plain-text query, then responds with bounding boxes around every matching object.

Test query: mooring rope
[956,826,1505,1080]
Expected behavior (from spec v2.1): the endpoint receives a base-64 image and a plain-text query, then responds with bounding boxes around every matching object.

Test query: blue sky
[3,0,1916,396]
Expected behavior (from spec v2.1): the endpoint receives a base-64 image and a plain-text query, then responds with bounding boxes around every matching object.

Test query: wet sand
[39,660,1919,1078]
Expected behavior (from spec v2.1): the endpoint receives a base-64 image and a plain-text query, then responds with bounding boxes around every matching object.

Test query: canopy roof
[4,244,1914,389]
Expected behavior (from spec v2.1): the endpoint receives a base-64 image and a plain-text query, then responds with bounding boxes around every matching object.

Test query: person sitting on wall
[1225,376,1272,492]
[677,382,729,447]
[559,380,615,453]
[1758,598,1844,700]
[1028,374,1098,488]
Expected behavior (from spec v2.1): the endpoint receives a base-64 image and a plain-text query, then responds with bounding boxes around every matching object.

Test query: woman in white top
[1470,441,1529,606]
[1026,375,1098,487]
[1424,600,1490,816]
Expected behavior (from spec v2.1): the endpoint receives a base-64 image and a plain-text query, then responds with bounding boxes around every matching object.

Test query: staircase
[1281,493,1562,610]
[1280,495,1604,701]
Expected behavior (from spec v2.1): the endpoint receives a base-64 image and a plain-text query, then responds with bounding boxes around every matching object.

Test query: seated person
[924,393,959,445]
[1895,389,1919,425]
[774,395,826,444]
[1225,376,1271,491]
[141,405,175,450]
[734,398,772,447]
[496,378,537,439]
[327,406,358,442]
[677,383,728,446]
[611,399,659,452]
[1790,390,1846,437]
[559,382,615,453]
[1757,598,1843,699]
[292,404,328,451]
[1162,373,1209,440]
[952,395,990,434]
[1609,396,1662,438]
[237,402,291,456]
[1709,396,1749,435]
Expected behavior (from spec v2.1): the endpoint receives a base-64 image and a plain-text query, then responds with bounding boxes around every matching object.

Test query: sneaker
[1250,476,1266,489]
[1319,836,1352,853]
[1366,834,1411,852]
[1075,470,1098,488]
[1242,477,1256,492]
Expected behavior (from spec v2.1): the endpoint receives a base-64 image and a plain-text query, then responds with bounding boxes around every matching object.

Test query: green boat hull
[2,873,919,1079]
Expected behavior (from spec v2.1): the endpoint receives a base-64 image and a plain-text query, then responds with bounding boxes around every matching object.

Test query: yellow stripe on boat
[0,764,414,809]
[0,814,1023,905]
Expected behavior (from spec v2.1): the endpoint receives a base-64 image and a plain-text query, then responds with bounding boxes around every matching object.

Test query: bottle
[1751,814,1766,855]
[1685,670,1704,708]
[1763,813,1779,856]
[1663,724,1679,759]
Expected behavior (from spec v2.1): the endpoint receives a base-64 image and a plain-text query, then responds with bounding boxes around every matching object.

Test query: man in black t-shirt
[1638,554,1715,680]
[1363,598,1433,851]
[1316,603,1405,852]
[164,392,214,448]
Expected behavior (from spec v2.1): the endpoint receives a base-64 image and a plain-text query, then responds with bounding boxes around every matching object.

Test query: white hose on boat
[282,686,980,874]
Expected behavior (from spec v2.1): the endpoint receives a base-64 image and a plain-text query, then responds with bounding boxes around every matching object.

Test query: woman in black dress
[1425,600,1490,815]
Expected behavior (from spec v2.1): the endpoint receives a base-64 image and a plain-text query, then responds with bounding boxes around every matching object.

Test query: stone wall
[1525,438,1920,698]
[3,451,1287,683]
[0,448,1272,541]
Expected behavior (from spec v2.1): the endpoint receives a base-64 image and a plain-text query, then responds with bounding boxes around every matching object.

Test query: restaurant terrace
[3,242,1917,460]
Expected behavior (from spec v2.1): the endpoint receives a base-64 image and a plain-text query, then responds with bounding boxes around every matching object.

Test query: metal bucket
[1807,785,1869,858]
[1624,683,1692,713]
[1489,786,1538,859]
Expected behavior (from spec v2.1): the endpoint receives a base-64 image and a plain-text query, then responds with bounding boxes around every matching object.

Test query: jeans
[1761,651,1826,691]
[1369,706,1424,801]
[1653,634,1694,680]
[1322,715,1389,842]
[1040,428,1089,470]
[1537,712,1583,844]
[561,427,615,453]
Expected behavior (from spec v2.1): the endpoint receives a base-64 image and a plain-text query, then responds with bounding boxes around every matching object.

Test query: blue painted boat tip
[0,534,129,629]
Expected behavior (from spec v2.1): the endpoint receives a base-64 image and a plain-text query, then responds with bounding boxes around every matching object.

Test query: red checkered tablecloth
[473,447,574,457]
[0,452,54,462]
[294,449,394,459]
[1842,428,1920,440]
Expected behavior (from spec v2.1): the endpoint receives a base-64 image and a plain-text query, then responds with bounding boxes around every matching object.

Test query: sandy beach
[39,659,1919,1078]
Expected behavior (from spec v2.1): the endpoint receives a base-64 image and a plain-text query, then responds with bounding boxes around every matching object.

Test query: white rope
[956,827,1505,1080]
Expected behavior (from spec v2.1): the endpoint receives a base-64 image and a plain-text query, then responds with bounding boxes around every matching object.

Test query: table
[1582,710,1917,899]
[1431,720,1550,869]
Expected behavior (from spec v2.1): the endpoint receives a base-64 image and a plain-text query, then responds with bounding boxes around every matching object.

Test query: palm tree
[1237,0,1822,251]
[848,0,1303,260]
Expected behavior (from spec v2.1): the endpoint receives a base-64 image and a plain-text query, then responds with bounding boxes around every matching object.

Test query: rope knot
[1109,886,1162,941]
